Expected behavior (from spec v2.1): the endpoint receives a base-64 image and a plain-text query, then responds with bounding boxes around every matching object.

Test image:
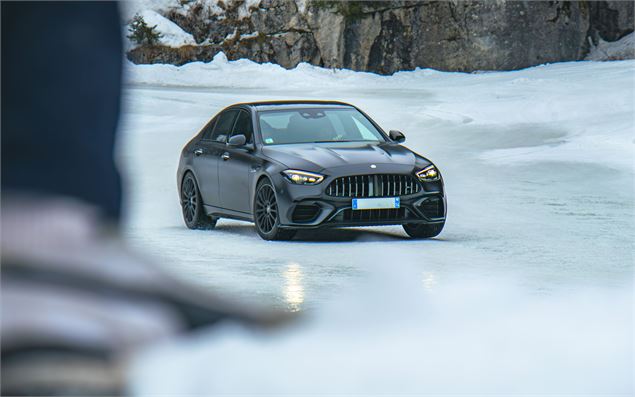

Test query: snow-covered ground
[118,57,634,394]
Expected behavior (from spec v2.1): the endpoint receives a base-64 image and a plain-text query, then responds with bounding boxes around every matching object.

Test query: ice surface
[129,267,632,394]
[118,57,634,393]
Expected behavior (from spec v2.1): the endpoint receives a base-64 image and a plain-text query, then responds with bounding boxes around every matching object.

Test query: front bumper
[272,169,446,229]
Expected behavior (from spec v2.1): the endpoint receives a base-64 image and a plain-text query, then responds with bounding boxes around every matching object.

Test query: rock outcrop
[126,0,635,74]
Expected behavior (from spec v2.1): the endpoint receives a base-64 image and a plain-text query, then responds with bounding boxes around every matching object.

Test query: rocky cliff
[127,0,634,74]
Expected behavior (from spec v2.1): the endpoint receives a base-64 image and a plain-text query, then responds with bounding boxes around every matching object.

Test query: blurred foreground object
[2,1,123,221]
[1,2,285,395]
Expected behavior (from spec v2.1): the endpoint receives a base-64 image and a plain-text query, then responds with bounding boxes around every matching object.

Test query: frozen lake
[118,58,634,394]
[119,59,633,311]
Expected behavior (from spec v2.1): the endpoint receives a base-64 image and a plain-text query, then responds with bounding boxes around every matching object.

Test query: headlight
[282,170,325,185]
[416,165,440,182]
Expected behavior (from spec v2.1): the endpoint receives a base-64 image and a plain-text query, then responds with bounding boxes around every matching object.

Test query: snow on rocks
[126,9,196,48]
[586,32,635,62]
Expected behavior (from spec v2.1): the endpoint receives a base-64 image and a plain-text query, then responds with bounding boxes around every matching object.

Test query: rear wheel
[403,222,444,238]
[254,179,296,241]
[181,173,217,229]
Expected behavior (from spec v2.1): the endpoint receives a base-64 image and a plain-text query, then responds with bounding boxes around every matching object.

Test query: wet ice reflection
[422,271,438,291]
[283,262,304,312]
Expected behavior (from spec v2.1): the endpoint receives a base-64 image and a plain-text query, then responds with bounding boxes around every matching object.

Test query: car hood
[261,142,429,172]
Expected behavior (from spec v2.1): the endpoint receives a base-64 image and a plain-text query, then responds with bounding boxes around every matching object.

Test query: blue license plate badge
[352,197,400,210]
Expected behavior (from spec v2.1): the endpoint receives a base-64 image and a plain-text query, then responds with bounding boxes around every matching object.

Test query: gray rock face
[127,0,635,74]
[588,1,635,42]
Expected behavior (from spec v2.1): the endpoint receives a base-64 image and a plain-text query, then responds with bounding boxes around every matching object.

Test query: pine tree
[127,14,162,46]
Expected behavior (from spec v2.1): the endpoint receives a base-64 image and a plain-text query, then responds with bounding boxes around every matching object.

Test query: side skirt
[203,205,254,223]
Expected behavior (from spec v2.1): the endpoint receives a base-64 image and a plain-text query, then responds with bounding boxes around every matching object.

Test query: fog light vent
[420,196,444,219]
[292,205,320,223]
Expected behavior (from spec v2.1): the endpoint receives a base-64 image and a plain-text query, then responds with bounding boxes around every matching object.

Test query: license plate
[352,197,400,210]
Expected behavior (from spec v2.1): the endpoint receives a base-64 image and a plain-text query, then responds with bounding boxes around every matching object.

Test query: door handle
[194,148,204,156]
[221,152,230,161]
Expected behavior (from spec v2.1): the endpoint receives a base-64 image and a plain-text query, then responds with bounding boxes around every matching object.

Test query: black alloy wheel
[403,222,444,238]
[181,173,217,229]
[254,179,296,240]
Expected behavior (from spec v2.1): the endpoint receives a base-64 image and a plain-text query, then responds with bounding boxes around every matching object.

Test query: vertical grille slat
[326,174,422,198]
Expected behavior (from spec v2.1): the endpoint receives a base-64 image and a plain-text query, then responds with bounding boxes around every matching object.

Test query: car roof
[237,100,355,112]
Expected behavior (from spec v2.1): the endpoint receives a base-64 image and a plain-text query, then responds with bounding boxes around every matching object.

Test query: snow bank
[125,55,635,172]
[586,32,635,61]
[130,263,632,395]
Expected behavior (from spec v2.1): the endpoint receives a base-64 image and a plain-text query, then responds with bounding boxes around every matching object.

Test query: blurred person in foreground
[1,2,283,395]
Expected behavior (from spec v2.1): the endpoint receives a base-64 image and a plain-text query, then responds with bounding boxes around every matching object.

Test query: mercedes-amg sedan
[177,101,446,240]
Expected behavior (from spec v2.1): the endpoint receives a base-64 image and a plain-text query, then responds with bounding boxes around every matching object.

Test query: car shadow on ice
[209,222,450,243]
[294,228,410,242]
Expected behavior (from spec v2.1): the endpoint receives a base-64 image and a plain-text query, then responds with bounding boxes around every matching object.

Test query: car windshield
[257,108,386,145]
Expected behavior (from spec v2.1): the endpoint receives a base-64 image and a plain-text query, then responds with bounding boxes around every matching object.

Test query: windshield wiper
[310,140,354,143]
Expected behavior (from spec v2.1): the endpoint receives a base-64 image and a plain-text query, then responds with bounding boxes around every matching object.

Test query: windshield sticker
[265,138,274,144]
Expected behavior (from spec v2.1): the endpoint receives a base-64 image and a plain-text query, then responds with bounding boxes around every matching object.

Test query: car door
[218,109,256,213]
[191,109,238,207]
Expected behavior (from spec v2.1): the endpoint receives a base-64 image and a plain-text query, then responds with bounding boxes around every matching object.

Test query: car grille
[325,174,421,198]
[419,196,444,219]
[342,207,406,222]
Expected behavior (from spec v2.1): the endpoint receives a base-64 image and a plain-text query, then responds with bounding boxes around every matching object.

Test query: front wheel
[403,222,444,238]
[253,179,296,241]
[181,173,217,229]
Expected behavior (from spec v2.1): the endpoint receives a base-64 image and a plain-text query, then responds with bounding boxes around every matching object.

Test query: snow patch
[237,0,261,19]
[223,28,238,42]
[294,0,307,14]
[240,31,260,40]
[586,32,635,61]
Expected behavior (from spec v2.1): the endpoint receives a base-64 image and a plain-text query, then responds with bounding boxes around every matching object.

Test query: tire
[253,179,296,241]
[403,222,444,239]
[181,172,218,230]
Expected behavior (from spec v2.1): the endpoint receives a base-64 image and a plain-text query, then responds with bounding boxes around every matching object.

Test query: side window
[210,109,238,143]
[230,110,254,144]
[201,116,218,140]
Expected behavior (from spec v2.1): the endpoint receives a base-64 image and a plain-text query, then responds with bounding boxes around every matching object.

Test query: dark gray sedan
[177,101,446,240]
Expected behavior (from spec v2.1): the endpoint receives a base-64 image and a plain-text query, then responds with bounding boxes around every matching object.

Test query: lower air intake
[291,204,321,223]
[342,208,406,222]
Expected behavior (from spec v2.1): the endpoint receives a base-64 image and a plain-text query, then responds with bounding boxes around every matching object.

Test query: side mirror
[227,134,247,147]
[389,130,406,143]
